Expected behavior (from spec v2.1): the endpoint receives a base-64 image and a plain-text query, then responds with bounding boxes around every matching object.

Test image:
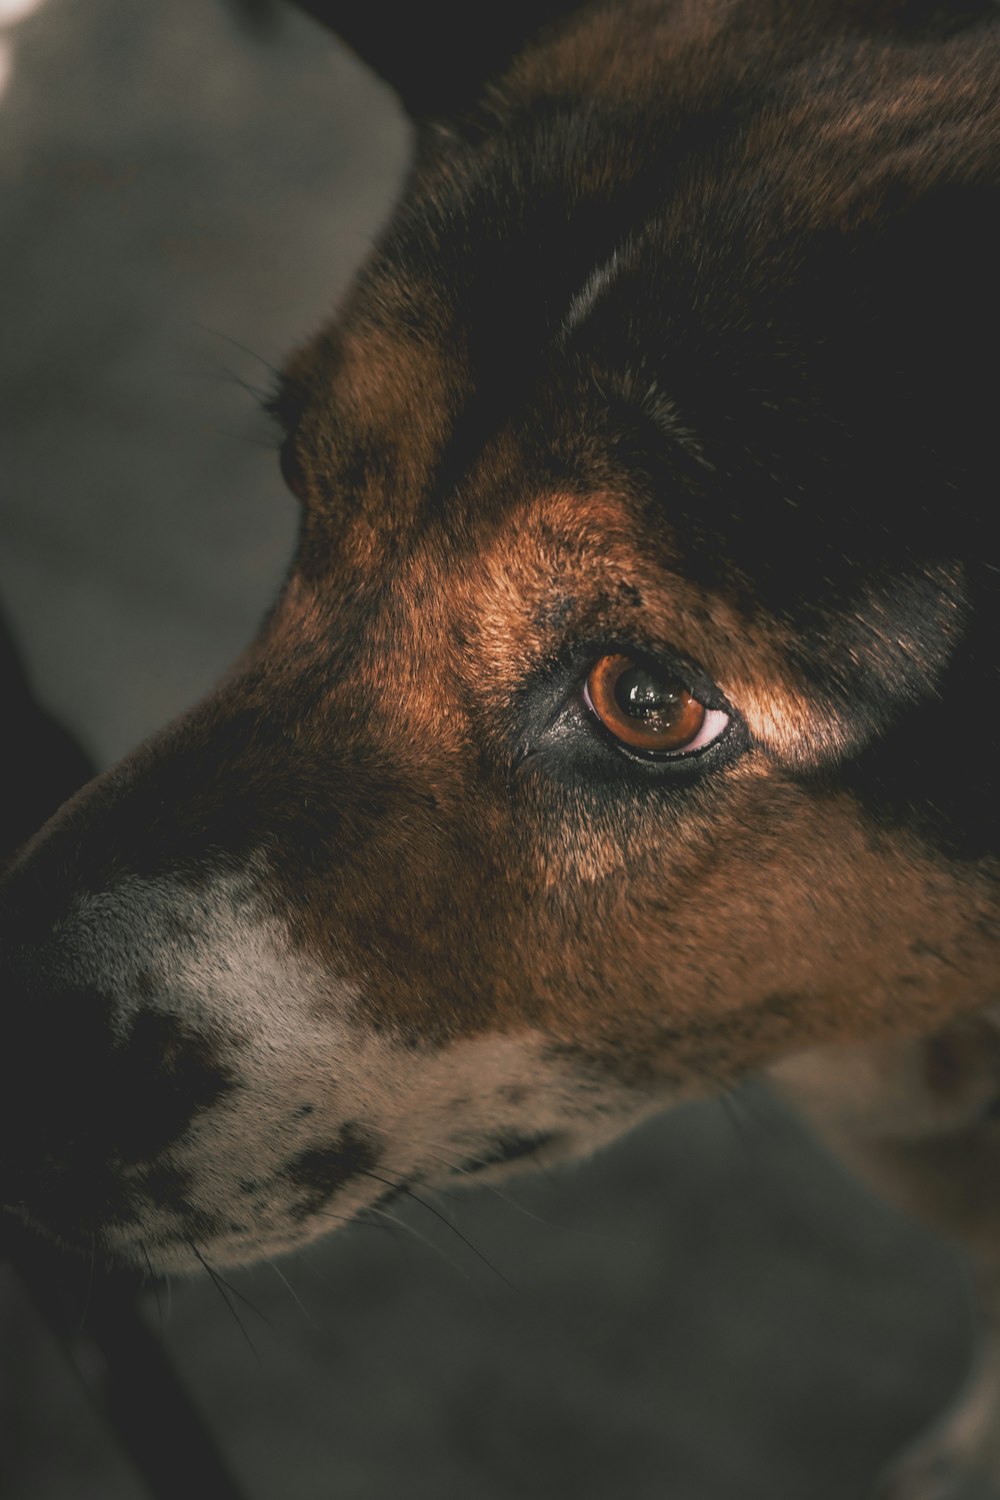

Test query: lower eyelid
[684,707,730,753]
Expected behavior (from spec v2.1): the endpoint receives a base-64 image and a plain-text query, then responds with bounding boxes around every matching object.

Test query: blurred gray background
[0,2,976,1496]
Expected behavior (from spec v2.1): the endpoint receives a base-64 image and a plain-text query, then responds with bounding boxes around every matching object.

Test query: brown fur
[2,2,999,1489]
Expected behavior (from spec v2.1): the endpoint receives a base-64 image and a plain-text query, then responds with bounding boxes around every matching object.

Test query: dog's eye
[583,654,728,756]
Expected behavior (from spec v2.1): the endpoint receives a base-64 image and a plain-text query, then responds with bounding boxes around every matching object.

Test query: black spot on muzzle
[285,1123,379,1221]
[463,1131,554,1174]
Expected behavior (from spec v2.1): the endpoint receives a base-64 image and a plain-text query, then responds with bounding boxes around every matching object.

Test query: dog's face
[2,0,997,1271]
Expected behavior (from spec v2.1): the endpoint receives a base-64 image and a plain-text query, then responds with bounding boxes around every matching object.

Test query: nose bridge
[0,638,455,1037]
[2,656,338,912]
[0,596,478,1002]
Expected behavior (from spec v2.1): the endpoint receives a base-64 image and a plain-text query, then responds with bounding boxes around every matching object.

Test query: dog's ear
[287,0,586,118]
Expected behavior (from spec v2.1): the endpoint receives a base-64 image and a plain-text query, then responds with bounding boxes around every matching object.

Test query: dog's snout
[0,869,238,1256]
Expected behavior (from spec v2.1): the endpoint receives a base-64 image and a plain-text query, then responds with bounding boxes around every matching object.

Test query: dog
[2,0,997,1492]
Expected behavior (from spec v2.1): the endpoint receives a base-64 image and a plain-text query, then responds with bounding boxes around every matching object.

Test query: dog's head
[2,0,997,1271]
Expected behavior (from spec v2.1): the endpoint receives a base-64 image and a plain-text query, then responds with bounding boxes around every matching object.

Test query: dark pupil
[614,667,682,724]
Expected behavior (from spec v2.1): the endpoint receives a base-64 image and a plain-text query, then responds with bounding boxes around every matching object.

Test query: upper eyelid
[569,640,726,712]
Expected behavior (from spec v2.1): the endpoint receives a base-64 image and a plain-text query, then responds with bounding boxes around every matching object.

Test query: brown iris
[585,654,707,753]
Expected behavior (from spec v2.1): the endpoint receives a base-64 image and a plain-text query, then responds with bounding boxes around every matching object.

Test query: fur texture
[1,2,998,1488]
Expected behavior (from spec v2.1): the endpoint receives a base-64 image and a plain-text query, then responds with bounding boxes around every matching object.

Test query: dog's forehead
[277,4,998,575]
[261,0,996,841]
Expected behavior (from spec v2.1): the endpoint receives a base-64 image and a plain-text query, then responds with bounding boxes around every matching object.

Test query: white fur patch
[51,870,666,1271]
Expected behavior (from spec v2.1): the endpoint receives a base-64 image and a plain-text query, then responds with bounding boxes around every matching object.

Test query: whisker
[372,1127,552,1197]
[140,1242,163,1335]
[363,1204,482,1293]
[202,365,275,407]
[296,1243,351,1296]
[379,1134,472,1172]
[309,1194,467,1272]
[201,1262,271,1327]
[310,1207,374,1229]
[194,324,284,380]
[368,1126,584,1236]
[719,1083,773,1145]
[188,1242,261,1362]
[718,1089,752,1149]
[362,1170,514,1290]
[267,1261,315,1326]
